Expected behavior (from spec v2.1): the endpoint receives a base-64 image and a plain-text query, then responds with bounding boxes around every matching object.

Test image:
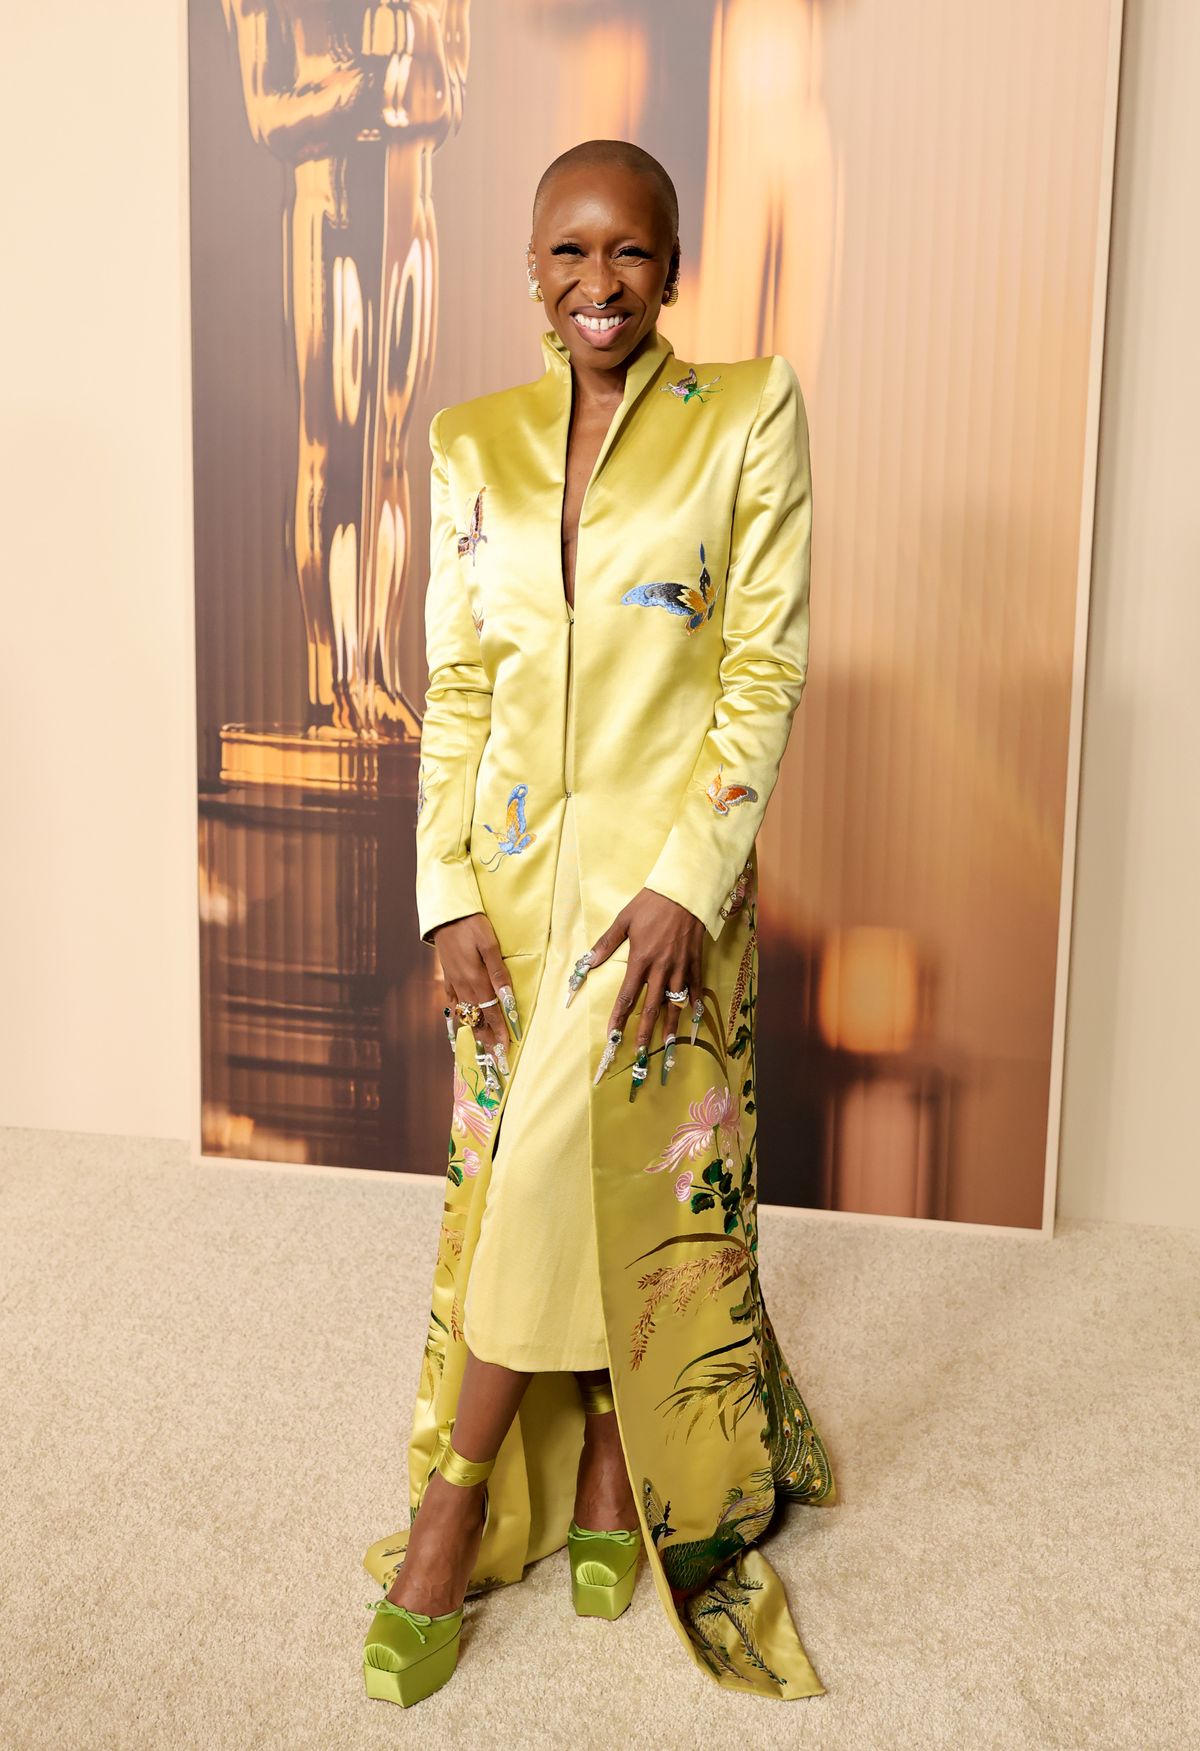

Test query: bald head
[532,139,679,242]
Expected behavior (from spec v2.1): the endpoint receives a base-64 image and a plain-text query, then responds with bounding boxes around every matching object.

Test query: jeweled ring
[666,987,689,1005]
[477,997,498,1009]
[454,999,483,1027]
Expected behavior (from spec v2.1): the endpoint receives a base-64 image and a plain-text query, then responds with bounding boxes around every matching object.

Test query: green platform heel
[568,1374,642,1620]
[362,1428,495,1708]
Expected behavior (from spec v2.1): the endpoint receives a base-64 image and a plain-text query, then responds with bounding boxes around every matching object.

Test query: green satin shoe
[362,1599,464,1707]
[567,1519,642,1619]
[362,1427,495,1707]
[570,1372,642,1619]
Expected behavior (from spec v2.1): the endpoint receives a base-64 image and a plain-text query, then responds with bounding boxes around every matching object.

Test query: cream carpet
[1,1129,1196,1750]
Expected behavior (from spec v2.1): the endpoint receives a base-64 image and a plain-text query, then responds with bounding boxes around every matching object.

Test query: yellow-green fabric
[462,790,608,1371]
[365,324,837,1699]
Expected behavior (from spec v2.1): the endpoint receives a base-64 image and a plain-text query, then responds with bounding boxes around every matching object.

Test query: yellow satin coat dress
[364,324,837,1699]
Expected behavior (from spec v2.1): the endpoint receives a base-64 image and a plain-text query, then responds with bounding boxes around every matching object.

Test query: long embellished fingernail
[593,1027,622,1084]
[498,984,521,1040]
[443,1006,457,1046]
[566,949,596,1007]
[629,1045,649,1101]
[689,1000,704,1046]
[477,1050,501,1099]
[661,1032,677,1085]
[493,1038,510,1077]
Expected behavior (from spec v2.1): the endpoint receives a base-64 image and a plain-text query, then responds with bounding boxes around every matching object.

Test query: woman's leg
[387,1349,531,1615]
[572,1368,640,1531]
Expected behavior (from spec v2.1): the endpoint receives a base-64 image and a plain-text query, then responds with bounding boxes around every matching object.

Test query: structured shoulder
[687,352,776,385]
[762,351,803,397]
[706,352,773,384]
[735,352,800,405]
[727,354,807,431]
[670,353,764,391]
[432,376,542,456]
[679,352,788,414]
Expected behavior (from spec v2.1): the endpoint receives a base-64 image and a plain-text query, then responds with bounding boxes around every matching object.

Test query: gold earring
[662,279,679,306]
[527,272,543,303]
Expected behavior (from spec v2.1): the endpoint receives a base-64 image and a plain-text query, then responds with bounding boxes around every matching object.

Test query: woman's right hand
[430,912,520,1078]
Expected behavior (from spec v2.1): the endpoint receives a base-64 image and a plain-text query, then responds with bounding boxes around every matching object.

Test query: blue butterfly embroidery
[478,783,536,870]
[620,542,720,634]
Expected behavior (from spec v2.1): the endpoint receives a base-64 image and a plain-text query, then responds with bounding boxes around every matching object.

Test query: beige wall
[0,1,1194,1231]
[1056,0,1200,1230]
[0,0,196,1141]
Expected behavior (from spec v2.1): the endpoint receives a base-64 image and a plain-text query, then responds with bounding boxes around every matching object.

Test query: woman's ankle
[386,1474,487,1610]
[574,1423,638,1530]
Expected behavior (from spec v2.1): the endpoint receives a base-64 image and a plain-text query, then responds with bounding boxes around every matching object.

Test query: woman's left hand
[576,889,705,1096]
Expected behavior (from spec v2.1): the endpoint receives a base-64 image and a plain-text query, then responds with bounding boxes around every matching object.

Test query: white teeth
[572,313,627,331]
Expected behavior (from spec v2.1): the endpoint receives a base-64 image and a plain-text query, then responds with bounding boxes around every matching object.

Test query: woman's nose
[579,267,622,305]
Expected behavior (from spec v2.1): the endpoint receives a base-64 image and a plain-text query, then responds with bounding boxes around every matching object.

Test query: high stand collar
[539,323,676,398]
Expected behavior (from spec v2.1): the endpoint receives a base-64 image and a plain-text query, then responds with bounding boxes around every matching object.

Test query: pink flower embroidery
[462,1149,481,1177]
[645,1084,741,1174]
[452,1064,493,1144]
[674,1170,694,1202]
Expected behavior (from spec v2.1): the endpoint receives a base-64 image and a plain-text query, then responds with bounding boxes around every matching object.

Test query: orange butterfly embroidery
[706,765,759,815]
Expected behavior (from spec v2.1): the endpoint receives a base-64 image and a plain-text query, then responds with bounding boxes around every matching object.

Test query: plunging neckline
[541,324,678,622]
[559,384,618,621]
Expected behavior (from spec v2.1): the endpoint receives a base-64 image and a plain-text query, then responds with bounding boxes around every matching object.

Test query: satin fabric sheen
[365,324,837,1699]
[461,790,609,1370]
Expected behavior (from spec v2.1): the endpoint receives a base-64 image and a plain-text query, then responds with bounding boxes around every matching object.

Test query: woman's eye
[549,244,652,260]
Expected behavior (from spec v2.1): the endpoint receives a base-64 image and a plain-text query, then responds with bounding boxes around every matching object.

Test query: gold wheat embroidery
[630,1240,751,1370]
[726,933,755,1041]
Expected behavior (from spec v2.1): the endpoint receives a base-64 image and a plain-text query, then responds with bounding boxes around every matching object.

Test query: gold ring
[454,1000,483,1028]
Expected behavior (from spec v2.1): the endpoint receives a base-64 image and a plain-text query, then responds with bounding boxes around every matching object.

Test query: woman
[363,139,836,1706]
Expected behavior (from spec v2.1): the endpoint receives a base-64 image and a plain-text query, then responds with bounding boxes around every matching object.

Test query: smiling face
[527,163,679,377]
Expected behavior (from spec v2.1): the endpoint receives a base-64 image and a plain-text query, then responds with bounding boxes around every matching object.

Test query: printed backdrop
[190,0,1122,1230]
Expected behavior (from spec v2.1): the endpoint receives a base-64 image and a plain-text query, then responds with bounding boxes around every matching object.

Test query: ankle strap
[578,1373,615,1416]
[434,1434,496,1489]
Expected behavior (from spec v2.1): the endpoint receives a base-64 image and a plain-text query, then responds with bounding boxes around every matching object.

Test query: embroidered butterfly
[478,782,536,870]
[706,766,758,815]
[456,487,488,564]
[471,608,485,636]
[660,366,722,405]
[620,542,720,634]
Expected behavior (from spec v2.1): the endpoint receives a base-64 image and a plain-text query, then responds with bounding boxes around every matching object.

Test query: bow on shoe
[365,1597,432,1642]
[570,1525,640,1546]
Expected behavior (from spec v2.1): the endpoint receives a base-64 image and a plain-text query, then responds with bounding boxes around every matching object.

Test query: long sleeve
[642,353,812,941]
[414,410,493,945]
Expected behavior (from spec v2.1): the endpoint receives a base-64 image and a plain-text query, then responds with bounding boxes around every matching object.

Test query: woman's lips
[570,311,633,349]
